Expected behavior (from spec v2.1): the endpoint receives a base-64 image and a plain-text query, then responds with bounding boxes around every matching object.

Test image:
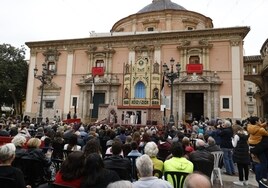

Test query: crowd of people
[0,115,267,188]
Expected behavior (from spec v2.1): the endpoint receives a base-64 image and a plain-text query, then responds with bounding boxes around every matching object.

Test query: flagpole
[161,72,166,130]
[90,76,95,123]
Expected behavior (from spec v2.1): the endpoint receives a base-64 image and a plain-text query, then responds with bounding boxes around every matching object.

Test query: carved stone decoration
[199,39,209,46]
[87,45,97,53]
[42,82,61,90]
[178,40,191,47]
[43,48,61,62]
[153,61,159,73]
[180,73,209,82]
[230,39,240,46]
[84,76,94,83]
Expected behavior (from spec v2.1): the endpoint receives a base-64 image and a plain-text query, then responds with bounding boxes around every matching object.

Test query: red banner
[92,67,104,76]
[186,64,203,74]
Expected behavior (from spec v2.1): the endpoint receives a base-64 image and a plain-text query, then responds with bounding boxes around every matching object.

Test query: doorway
[92,93,105,119]
[185,93,204,121]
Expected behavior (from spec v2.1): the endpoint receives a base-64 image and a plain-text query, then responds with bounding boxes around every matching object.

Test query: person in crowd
[127,141,142,157]
[34,127,45,139]
[133,154,172,188]
[164,142,193,185]
[150,129,160,144]
[183,172,212,188]
[67,112,71,119]
[11,135,27,158]
[116,127,127,144]
[51,131,65,159]
[188,139,214,177]
[83,138,102,158]
[232,125,250,186]
[181,136,194,158]
[105,138,124,157]
[122,135,132,157]
[247,116,268,187]
[11,135,27,168]
[54,151,85,188]
[0,123,9,136]
[106,130,116,148]
[63,133,81,151]
[139,132,151,153]
[205,136,221,152]
[208,120,222,146]
[218,119,236,175]
[144,141,163,175]
[107,180,133,188]
[157,133,172,161]
[42,137,53,155]
[63,125,75,143]
[103,140,131,180]
[0,143,30,188]
[76,126,88,145]
[132,131,141,146]
[22,138,52,180]
[81,153,120,188]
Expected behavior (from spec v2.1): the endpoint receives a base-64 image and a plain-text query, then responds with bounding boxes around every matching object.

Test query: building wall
[25,5,249,124]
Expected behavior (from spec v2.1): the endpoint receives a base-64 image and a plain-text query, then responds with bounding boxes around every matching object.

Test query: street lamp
[34,62,53,124]
[163,58,181,128]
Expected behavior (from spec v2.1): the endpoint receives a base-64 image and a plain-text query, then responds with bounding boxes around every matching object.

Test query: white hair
[223,120,231,127]
[11,135,27,147]
[207,136,216,146]
[107,180,133,188]
[0,143,16,162]
[136,154,153,177]
[144,141,159,157]
[196,139,206,148]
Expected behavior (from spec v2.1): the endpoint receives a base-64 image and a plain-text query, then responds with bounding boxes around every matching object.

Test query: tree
[0,44,28,116]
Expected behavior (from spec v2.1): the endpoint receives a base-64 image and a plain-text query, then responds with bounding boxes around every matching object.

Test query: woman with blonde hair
[23,138,52,180]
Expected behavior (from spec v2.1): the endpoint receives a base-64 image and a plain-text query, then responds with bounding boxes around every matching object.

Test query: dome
[138,0,186,14]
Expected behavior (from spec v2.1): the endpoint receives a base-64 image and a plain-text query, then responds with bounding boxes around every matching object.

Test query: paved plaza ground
[213,168,258,188]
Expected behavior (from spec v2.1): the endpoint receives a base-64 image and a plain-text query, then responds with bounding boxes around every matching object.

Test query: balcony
[186,64,203,74]
[92,67,104,76]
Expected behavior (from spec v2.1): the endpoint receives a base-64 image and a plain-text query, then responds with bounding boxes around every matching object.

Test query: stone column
[63,49,74,116]
[231,40,243,119]
[25,50,37,115]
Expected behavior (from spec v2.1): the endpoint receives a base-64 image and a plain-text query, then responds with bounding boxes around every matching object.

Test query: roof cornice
[26,26,250,49]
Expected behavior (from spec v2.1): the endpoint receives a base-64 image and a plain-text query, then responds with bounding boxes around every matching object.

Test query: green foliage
[0,43,28,114]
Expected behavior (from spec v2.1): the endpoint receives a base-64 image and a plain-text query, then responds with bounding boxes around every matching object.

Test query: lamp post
[163,58,181,128]
[34,62,51,124]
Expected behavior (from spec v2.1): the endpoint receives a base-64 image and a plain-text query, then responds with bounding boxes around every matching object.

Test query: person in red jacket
[54,151,85,188]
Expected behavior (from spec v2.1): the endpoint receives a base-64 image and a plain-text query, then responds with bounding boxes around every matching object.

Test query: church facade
[25,0,250,125]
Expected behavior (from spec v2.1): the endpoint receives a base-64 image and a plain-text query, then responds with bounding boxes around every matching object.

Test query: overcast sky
[0,0,267,58]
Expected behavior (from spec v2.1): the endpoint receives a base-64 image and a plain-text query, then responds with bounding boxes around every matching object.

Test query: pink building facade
[25,0,249,125]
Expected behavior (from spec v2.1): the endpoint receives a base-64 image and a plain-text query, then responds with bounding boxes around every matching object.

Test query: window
[223,98,229,109]
[96,60,104,67]
[220,96,232,111]
[252,66,257,74]
[135,81,146,98]
[187,27,194,30]
[45,101,54,109]
[48,62,56,74]
[147,27,154,31]
[189,56,200,64]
